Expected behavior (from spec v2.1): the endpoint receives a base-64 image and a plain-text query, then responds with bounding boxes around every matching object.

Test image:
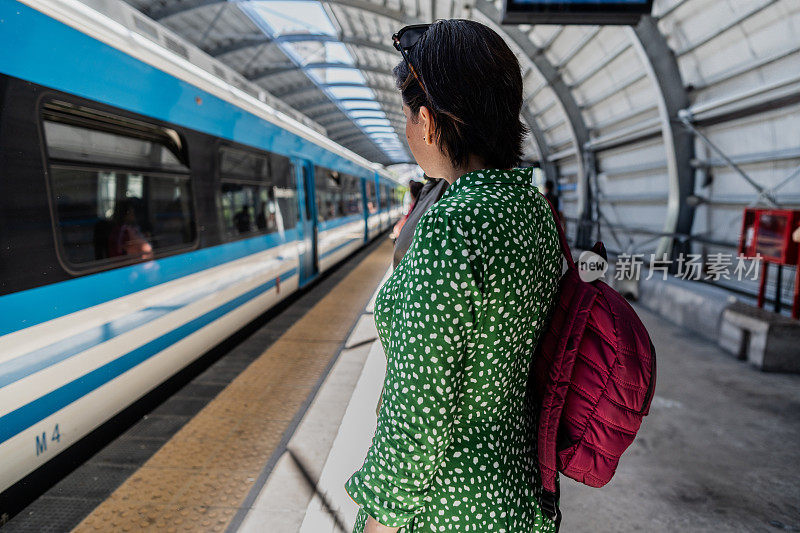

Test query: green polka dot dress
[346,168,563,532]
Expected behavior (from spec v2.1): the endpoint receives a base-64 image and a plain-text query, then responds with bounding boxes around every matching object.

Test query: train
[0,0,403,496]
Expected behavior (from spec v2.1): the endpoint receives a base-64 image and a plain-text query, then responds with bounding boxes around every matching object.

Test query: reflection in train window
[314,168,364,222]
[218,146,298,240]
[381,184,389,210]
[41,102,195,271]
[314,167,341,222]
[341,175,364,217]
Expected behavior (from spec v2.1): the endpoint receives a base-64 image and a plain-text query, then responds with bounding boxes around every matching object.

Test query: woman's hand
[363,515,400,533]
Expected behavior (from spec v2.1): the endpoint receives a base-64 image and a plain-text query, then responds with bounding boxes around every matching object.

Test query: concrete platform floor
[247,298,800,533]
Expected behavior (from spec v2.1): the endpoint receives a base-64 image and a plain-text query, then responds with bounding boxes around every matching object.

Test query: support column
[629,15,695,260]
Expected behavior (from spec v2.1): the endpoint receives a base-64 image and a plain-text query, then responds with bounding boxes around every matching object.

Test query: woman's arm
[345,208,481,528]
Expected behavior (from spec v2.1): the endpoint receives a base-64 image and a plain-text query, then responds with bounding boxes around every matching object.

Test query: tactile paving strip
[73,240,392,532]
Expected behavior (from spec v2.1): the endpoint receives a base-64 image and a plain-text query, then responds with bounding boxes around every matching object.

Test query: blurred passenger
[543,179,559,212]
[543,179,566,234]
[256,205,267,231]
[390,179,423,242]
[346,20,563,533]
[391,175,447,268]
[234,206,251,234]
[108,199,153,260]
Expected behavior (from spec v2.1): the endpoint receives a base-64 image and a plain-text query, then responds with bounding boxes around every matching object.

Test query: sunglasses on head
[392,24,432,100]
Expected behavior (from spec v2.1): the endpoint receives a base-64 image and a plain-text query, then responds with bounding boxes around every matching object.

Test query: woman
[345,20,563,533]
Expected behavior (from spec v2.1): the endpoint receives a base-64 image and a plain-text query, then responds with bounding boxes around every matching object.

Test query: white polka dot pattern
[346,168,563,532]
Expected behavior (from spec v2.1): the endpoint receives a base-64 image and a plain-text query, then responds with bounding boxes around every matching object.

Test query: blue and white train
[0,0,403,497]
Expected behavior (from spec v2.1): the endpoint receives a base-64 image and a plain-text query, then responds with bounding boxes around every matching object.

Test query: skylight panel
[326,86,376,100]
[323,42,354,64]
[362,126,396,133]
[340,100,382,110]
[356,118,392,127]
[307,67,365,85]
[250,2,336,36]
[346,110,388,119]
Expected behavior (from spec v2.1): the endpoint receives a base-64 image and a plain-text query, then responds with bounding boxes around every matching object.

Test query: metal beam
[333,131,380,144]
[474,0,593,247]
[628,15,695,261]
[248,62,394,82]
[206,33,396,57]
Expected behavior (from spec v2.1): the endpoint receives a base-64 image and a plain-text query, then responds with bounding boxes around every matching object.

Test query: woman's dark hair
[394,19,527,170]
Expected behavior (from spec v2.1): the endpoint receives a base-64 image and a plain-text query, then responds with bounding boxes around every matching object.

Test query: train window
[44,121,186,172]
[218,147,298,240]
[314,167,341,222]
[365,181,378,214]
[220,148,270,181]
[273,156,299,232]
[41,102,195,271]
[341,175,364,217]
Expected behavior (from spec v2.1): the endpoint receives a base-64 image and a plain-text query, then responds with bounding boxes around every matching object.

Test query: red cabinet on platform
[738,208,800,319]
[738,208,800,265]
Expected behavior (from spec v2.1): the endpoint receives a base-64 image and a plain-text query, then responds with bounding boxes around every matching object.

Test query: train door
[373,173,383,231]
[360,177,369,242]
[294,159,318,286]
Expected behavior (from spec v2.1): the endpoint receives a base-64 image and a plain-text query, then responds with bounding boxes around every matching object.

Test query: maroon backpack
[532,198,657,523]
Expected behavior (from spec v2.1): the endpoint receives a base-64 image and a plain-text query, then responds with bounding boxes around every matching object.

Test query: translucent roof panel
[239,1,408,162]
[307,67,364,85]
[340,100,382,110]
[247,2,336,36]
[347,110,390,119]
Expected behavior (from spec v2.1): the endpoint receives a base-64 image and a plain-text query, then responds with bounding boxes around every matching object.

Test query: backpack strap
[541,194,576,271]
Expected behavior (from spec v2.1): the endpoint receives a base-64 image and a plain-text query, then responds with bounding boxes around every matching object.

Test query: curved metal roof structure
[120,0,799,291]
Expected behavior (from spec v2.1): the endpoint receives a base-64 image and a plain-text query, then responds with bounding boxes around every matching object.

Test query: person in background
[543,179,559,212]
[543,179,566,233]
[392,175,448,268]
[108,199,153,261]
[390,179,423,241]
[234,205,252,234]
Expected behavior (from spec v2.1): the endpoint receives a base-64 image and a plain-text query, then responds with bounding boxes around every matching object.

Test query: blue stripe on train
[0,267,297,446]
[0,256,293,389]
[320,237,363,261]
[0,2,374,181]
[0,229,299,337]
[318,214,363,232]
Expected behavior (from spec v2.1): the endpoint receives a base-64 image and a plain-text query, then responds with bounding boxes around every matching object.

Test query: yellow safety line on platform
[74,240,392,532]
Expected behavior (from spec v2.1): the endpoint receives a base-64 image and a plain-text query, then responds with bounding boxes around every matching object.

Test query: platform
[5,239,800,533]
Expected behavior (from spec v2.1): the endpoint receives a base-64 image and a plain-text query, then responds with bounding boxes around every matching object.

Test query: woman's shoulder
[415,195,470,235]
